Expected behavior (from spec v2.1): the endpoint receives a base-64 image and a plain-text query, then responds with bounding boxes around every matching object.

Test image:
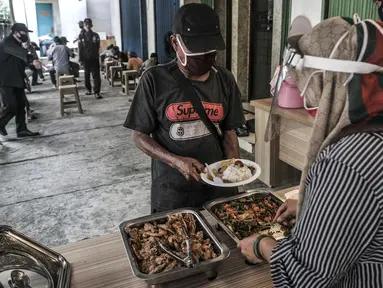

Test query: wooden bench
[109,66,123,87]
[121,70,138,94]
[104,61,115,80]
[59,85,83,116]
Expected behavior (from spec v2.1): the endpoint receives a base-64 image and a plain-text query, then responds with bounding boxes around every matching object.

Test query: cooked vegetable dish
[126,214,218,274]
[213,195,290,240]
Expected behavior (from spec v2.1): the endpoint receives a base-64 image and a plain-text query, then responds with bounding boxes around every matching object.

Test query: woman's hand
[274,199,298,226]
[238,234,277,264]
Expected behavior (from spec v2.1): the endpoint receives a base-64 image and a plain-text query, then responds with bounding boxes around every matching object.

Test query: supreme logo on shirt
[166,101,224,122]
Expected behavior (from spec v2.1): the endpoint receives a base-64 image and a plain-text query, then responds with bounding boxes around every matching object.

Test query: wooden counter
[250,98,313,187]
[54,188,295,288]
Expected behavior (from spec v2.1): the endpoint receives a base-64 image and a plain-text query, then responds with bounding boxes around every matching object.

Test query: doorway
[248,0,273,101]
[35,3,54,37]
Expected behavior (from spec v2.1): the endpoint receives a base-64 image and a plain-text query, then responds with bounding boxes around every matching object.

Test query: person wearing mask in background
[139,52,158,74]
[124,4,245,213]
[126,51,143,72]
[49,37,74,88]
[0,23,40,138]
[78,18,102,99]
[47,36,60,57]
[375,0,383,21]
[73,21,84,44]
[61,37,80,81]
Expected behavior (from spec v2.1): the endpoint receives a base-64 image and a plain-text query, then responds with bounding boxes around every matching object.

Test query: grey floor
[0,77,265,248]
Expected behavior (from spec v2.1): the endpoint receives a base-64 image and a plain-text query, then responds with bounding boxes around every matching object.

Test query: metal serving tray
[203,190,285,244]
[119,208,230,287]
[0,226,71,288]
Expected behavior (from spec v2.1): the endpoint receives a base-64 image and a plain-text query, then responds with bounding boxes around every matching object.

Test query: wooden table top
[55,188,296,288]
[250,98,314,127]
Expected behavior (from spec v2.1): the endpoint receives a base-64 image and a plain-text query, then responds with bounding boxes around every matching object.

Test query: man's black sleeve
[379,5,383,21]
[123,70,157,134]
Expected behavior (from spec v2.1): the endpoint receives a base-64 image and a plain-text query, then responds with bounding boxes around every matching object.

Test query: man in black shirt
[78,18,102,99]
[124,4,245,213]
[0,23,40,138]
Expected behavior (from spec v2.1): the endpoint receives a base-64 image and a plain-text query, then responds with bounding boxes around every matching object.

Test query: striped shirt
[270,132,383,287]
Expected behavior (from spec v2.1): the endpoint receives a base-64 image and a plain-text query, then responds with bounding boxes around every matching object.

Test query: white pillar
[110,0,122,48]
[146,0,155,57]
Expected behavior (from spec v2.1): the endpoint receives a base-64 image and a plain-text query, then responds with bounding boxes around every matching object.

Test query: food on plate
[213,195,291,240]
[207,159,255,183]
[126,213,218,274]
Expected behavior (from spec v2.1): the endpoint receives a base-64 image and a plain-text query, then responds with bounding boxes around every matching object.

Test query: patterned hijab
[288,16,383,217]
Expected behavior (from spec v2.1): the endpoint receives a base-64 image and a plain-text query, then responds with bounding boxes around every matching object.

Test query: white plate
[201,159,262,187]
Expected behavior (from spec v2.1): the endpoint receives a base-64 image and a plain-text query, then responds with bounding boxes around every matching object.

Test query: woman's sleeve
[270,158,381,287]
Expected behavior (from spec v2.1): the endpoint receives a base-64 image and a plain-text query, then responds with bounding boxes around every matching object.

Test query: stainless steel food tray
[203,190,285,244]
[0,226,71,288]
[119,208,230,286]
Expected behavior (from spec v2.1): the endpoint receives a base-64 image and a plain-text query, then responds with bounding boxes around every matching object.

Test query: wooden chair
[59,75,75,87]
[59,85,83,116]
[121,70,138,95]
[109,65,123,87]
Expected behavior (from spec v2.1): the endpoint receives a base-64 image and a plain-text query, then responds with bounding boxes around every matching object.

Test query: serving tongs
[157,228,194,268]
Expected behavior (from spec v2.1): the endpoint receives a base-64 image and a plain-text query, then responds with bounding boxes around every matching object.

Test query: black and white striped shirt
[270,132,383,287]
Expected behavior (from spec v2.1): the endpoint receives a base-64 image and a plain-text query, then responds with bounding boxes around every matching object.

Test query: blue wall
[36,3,54,37]
[120,0,147,59]
[155,0,179,64]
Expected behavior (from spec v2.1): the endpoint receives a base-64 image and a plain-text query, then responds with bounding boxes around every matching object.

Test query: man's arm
[133,131,204,181]
[223,130,240,159]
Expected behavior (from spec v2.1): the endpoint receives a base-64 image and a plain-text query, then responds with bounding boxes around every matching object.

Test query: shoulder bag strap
[167,63,224,152]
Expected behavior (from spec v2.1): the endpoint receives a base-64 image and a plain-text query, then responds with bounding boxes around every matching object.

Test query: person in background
[0,23,40,137]
[24,40,43,86]
[78,18,102,99]
[124,4,245,213]
[47,36,60,56]
[139,52,158,74]
[48,37,74,88]
[100,44,115,63]
[73,21,84,44]
[238,16,383,287]
[61,36,80,81]
[375,0,383,21]
[126,51,143,72]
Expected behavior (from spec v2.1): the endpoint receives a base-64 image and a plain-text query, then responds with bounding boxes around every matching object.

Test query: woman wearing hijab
[238,16,383,287]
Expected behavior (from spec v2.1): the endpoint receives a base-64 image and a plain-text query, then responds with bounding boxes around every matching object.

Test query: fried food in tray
[207,159,256,183]
[213,195,291,240]
[125,213,218,275]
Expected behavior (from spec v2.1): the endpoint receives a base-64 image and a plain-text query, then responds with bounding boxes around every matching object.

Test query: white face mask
[175,34,216,67]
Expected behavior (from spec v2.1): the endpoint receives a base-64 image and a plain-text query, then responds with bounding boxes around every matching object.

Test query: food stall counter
[54,188,295,287]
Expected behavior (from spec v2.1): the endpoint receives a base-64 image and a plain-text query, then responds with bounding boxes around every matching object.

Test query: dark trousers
[30,65,38,85]
[0,87,27,133]
[49,69,57,86]
[69,61,80,78]
[84,58,101,94]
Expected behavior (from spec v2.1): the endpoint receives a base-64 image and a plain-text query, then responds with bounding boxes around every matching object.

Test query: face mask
[176,35,217,76]
[16,31,29,43]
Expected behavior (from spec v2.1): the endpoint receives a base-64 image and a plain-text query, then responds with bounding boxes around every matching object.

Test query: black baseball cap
[11,23,33,33]
[173,3,225,53]
[61,37,69,43]
[84,18,93,24]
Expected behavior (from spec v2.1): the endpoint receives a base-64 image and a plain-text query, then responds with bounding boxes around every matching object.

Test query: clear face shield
[264,15,383,142]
